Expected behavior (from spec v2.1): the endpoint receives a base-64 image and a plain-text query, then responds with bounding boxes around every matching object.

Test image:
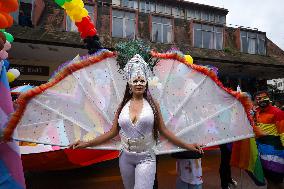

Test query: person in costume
[70,54,204,189]
[253,91,284,189]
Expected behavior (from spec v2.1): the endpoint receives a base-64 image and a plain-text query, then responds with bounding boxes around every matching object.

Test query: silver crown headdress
[124,54,151,84]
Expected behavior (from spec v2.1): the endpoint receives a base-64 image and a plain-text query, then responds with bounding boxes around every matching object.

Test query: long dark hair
[117,82,159,141]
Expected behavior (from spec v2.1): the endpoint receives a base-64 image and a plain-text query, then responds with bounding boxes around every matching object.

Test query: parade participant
[253,91,284,189]
[176,158,203,189]
[70,54,204,189]
[219,143,237,189]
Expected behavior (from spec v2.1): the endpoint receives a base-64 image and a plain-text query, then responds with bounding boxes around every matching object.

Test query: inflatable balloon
[0,0,18,12]
[2,12,13,27]
[8,68,20,78]
[0,13,9,28]
[3,32,14,42]
[6,71,16,82]
[3,41,11,51]
[55,0,66,6]
[185,54,193,64]
[0,50,8,60]
[6,68,20,83]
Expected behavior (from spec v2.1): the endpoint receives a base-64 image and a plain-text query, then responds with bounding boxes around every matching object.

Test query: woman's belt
[120,133,155,153]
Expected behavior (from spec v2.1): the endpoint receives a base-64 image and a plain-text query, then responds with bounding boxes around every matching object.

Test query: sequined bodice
[118,99,154,138]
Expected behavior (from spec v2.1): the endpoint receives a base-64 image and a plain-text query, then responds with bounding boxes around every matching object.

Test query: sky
[186,0,284,50]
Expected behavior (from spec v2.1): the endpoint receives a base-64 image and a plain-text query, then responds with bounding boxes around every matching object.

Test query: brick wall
[138,13,150,40]
[37,0,65,31]
[173,18,191,48]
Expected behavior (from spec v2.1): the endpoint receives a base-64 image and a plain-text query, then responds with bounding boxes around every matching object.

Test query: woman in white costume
[70,54,203,189]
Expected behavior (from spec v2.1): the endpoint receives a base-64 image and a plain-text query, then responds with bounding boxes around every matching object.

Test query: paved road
[25,150,266,189]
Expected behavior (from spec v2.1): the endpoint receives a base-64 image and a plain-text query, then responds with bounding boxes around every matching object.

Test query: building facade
[7,0,284,99]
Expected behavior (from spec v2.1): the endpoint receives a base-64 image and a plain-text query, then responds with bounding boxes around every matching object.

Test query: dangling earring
[129,88,132,94]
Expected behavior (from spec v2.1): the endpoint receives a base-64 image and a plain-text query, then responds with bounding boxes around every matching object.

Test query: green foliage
[115,39,157,70]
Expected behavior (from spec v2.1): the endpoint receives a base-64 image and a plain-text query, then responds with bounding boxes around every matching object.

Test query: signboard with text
[10,64,49,76]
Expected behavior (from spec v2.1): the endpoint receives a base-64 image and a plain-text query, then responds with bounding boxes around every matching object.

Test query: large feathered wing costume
[4,50,255,155]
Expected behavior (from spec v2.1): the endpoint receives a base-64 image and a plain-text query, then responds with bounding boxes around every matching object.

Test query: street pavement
[25,150,267,189]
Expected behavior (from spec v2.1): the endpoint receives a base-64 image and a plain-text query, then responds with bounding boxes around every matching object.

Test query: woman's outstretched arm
[69,110,120,149]
[154,101,203,154]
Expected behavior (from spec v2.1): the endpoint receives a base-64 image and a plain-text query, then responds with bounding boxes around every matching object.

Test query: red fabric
[231,139,251,169]
[64,149,119,167]
[256,105,284,134]
[22,149,119,171]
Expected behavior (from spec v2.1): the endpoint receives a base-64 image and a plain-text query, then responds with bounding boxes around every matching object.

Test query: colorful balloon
[0,13,9,28]
[87,29,97,37]
[3,32,14,42]
[64,0,84,10]
[2,12,13,27]
[54,0,66,7]
[54,0,97,39]
[6,71,16,83]
[185,55,193,64]
[0,0,18,12]
[3,41,11,51]
[0,49,8,60]
[72,8,88,22]
[8,68,20,78]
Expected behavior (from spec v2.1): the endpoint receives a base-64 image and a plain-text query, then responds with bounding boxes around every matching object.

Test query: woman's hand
[68,140,89,149]
[185,143,204,154]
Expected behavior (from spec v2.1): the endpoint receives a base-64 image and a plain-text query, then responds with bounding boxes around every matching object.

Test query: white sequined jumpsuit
[118,98,156,189]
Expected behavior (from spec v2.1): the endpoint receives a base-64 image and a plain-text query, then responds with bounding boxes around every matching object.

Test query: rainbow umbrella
[0,61,26,189]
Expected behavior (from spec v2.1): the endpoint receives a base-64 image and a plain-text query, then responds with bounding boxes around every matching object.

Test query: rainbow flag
[231,138,265,186]
[0,61,26,188]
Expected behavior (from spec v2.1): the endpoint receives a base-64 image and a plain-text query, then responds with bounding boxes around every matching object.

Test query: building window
[187,10,226,25]
[139,1,171,15]
[209,13,215,22]
[112,0,121,6]
[165,5,171,15]
[152,16,172,43]
[241,31,266,55]
[156,3,164,13]
[66,5,95,32]
[139,1,155,13]
[172,7,185,19]
[201,11,209,21]
[112,10,135,39]
[139,1,151,13]
[186,9,201,20]
[219,15,226,24]
[150,2,155,12]
[18,0,34,27]
[193,23,223,50]
[121,0,138,9]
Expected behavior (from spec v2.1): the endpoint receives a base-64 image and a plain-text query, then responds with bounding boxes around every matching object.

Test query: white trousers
[119,150,156,189]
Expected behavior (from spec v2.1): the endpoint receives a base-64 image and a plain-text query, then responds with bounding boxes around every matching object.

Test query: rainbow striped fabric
[232,104,284,186]
[256,105,284,179]
[231,138,266,186]
[0,61,26,188]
